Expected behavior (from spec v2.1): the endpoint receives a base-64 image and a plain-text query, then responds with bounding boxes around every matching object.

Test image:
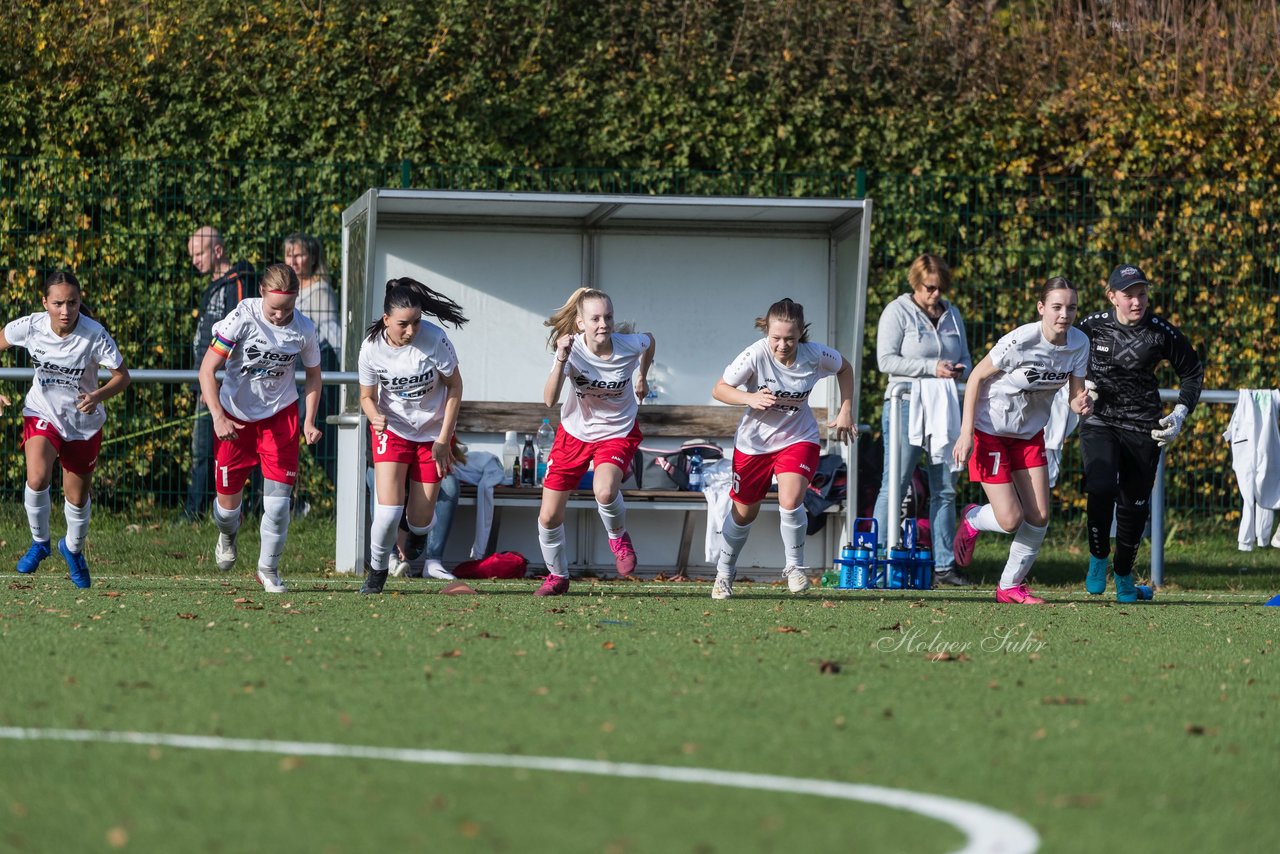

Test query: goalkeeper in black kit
[1078,264,1203,603]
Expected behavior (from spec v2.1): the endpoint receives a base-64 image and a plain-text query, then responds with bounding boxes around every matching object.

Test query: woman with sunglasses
[871,253,972,585]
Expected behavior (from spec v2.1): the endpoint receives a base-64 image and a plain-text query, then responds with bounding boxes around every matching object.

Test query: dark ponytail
[365,277,469,341]
[754,298,810,343]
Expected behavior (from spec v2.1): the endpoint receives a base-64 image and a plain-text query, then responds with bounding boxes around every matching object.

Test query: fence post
[1151,450,1166,587]
[400,159,412,189]
[855,168,867,200]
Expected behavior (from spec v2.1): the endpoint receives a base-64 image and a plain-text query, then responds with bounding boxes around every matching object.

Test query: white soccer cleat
[215,533,238,572]
[387,557,410,578]
[782,565,811,594]
[256,566,287,593]
[424,559,456,580]
[711,576,734,600]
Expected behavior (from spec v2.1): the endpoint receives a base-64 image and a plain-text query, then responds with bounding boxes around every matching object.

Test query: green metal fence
[1,157,1267,522]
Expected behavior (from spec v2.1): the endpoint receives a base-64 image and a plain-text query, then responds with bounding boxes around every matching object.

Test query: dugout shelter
[333,190,873,575]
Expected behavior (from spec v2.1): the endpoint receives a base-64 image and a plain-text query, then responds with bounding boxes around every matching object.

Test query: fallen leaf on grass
[279,756,304,771]
[177,613,197,619]
[102,591,122,598]
[1042,696,1087,705]
[822,600,838,608]
[439,649,462,658]
[775,626,800,633]
[819,660,841,674]
[234,597,252,604]
[602,641,616,650]
[106,826,128,848]
[925,651,970,662]
[1032,727,1047,740]
[879,621,902,631]
[1185,723,1215,736]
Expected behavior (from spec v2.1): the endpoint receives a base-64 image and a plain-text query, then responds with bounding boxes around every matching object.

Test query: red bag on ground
[452,551,529,580]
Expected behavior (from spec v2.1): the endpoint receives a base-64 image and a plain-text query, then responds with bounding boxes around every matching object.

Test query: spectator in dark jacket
[183,226,254,522]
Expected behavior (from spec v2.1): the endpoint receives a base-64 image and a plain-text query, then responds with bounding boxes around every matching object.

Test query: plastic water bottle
[687,451,704,492]
[521,435,536,487]
[534,418,555,485]
[502,431,521,487]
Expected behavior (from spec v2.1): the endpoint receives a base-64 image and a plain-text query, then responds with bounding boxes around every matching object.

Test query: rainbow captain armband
[209,332,236,359]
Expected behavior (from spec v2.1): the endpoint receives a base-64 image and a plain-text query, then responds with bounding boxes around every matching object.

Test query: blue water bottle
[835,543,859,588]
[888,519,915,589]
[842,519,878,589]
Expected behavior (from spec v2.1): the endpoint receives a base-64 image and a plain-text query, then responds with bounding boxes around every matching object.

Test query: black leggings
[1080,422,1162,577]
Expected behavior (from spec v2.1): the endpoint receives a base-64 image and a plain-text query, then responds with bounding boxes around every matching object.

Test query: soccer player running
[198,263,322,593]
[358,278,467,595]
[1,271,130,588]
[1077,263,1203,603]
[535,288,655,596]
[952,277,1092,604]
[709,298,856,600]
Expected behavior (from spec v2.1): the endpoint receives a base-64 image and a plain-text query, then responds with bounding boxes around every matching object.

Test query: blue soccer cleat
[1114,573,1139,604]
[17,539,52,575]
[58,538,91,589]
[1135,584,1154,601]
[1085,555,1108,595]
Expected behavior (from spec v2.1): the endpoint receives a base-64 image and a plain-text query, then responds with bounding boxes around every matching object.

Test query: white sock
[716,517,753,577]
[538,523,567,577]
[258,495,291,572]
[213,501,242,537]
[63,498,91,553]
[24,485,51,543]
[971,504,1015,535]
[999,522,1048,589]
[370,504,405,572]
[597,494,626,538]
[779,505,807,567]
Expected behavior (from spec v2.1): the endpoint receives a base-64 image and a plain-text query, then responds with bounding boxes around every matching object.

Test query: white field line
[0,726,1039,854]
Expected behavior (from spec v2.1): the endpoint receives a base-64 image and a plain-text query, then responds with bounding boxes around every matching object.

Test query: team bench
[452,401,840,576]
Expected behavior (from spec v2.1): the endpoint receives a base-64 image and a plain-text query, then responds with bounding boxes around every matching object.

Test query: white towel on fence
[907,378,962,471]
[702,459,734,562]
[1224,389,1280,549]
[451,451,506,558]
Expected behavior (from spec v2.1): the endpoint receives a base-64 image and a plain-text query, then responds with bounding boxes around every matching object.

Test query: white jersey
[557,332,651,442]
[723,339,843,455]
[4,312,124,441]
[358,321,459,444]
[210,299,321,423]
[974,322,1089,440]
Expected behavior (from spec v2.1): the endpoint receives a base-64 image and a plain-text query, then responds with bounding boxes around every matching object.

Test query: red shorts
[369,426,442,484]
[968,429,1047,485]
[22,417,103,475]
[730,442,821,505]
[215,406,300,494]
[542,423,642,492]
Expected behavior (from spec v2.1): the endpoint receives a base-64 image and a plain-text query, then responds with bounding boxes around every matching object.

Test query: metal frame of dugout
[332,190,874,575]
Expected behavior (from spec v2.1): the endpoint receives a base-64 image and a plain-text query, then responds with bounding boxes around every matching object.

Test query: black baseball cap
[1107,264,1150,291]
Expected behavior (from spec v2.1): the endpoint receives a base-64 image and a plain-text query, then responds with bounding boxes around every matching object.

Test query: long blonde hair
[544,287,611,348]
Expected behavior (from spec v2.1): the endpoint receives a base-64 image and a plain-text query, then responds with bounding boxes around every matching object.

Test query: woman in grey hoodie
[872,253,973,585]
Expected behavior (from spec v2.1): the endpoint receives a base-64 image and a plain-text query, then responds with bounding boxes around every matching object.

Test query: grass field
[2,509,1278,853]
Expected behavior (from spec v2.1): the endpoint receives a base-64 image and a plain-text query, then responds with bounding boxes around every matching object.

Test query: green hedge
[3,1,1279,522]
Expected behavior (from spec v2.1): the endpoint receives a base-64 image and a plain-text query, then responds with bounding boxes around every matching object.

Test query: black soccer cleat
[360,569,389,595]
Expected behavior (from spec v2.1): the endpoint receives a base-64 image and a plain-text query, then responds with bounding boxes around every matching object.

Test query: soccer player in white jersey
[710,298,856,600]
[198,263,322,593]
[534,287,655,596]
[951,277,1093,604]
[1,271,130,588]
[358,278,467,595]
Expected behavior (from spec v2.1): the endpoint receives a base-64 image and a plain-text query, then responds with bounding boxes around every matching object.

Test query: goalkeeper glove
[1151,404,1189,448]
